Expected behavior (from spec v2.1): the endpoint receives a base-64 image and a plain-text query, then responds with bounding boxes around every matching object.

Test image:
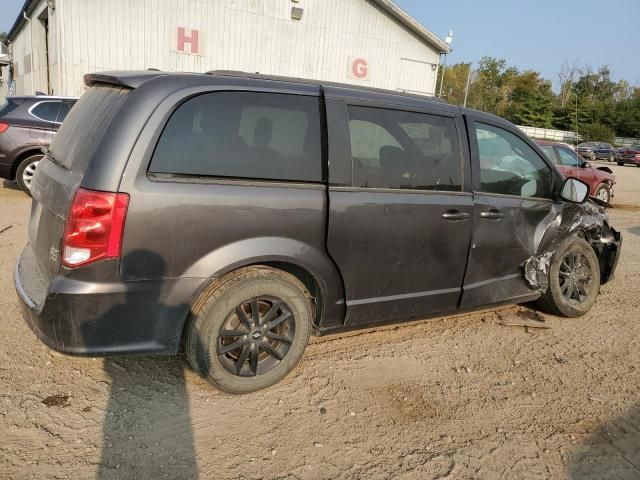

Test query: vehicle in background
[0,96,77,195]
[576,142,616,162]
[615,145,640,167]
[537,140,616,204]
[14,70,621,393]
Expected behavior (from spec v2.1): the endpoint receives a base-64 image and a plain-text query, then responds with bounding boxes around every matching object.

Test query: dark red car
[616,145,640,167]
[536,140,616,204]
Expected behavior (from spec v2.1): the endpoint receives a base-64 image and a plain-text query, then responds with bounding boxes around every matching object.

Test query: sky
[394,0,640,89]
[2,0,639,89]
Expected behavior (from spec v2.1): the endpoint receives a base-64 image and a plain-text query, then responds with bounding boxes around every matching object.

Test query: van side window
[149,92,322,182]
[347,106,462,191]
[475,123,553,199]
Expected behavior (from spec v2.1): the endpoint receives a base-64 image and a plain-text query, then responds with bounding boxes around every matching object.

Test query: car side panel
[116,83,346,340]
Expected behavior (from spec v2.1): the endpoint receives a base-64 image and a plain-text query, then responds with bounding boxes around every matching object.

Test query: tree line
[437,57,640,143]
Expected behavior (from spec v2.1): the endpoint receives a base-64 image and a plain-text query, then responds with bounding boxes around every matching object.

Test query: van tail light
[62,188,129,268]
[0,121,9,134]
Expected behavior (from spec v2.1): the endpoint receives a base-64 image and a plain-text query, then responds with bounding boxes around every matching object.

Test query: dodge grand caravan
[15,71,621,393]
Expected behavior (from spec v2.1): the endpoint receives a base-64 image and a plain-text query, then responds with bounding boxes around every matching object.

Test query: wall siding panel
[7,0,441,98]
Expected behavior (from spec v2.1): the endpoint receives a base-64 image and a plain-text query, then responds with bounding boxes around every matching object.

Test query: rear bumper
[14,246,198,356]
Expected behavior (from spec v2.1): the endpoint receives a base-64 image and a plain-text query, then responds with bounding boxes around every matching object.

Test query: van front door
[325,97,473,327]
[460,118,557,309]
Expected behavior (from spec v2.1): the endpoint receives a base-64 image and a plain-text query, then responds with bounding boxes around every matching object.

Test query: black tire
[15,154,43,196]
[537,237,600,317]
[617,161,624,166]
[185,266,313,393]
[594,184,611,204]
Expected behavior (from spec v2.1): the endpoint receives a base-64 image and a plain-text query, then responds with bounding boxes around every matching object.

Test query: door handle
[480,209,505,220]
[441,210,471,221]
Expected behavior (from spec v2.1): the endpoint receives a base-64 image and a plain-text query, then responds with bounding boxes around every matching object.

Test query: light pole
[438,30,453,98]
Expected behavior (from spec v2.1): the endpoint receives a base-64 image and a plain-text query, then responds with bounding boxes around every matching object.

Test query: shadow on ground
[80,250,198,479]
[568,404,640,479]
[97,356,198,479]
[2,179,20,191]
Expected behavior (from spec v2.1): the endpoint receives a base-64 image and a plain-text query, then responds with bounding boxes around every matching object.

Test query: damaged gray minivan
[15,70,621,393]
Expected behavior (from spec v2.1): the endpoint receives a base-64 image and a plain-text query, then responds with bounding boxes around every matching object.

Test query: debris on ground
[42,394,70,407]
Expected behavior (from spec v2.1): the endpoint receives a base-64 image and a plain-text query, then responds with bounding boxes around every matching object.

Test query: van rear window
[149,92,323,183]
[49,85,129,172]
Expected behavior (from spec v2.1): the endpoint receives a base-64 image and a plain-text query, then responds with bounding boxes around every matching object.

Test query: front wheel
[15,154,43,196]
[608,153,615,162]
[185,266,313,393]
[537,237,600,317]
[594,184,611,204]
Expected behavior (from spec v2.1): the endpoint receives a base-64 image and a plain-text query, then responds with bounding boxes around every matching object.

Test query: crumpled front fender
[522,200,622,292]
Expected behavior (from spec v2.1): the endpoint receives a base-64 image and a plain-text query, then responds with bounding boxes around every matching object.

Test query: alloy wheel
[217,296,295,377]
[559,252,593,305]
[595,187,610,203]
[22,160,39,190]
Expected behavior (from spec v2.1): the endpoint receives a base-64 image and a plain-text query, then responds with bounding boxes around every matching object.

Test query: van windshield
[49,85,130,173]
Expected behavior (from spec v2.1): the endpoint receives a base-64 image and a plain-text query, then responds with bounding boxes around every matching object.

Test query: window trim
[468,118,558,199]
[344,101,467,193]
[28,100,63,124]
[146,89,326,184]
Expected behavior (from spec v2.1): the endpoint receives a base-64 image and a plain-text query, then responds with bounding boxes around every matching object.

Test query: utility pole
[438,54,447,97]
[463,62,472,107]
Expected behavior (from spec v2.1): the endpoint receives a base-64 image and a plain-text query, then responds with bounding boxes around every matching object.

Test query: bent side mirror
[560,178,589,203]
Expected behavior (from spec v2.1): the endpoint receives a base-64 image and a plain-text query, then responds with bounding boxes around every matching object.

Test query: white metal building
[1,0,449,100]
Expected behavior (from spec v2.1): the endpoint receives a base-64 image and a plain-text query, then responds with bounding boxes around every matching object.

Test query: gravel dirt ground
[1,164,639,480]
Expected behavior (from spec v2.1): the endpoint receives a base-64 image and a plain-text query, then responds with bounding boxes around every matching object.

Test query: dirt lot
[1,164,639,480]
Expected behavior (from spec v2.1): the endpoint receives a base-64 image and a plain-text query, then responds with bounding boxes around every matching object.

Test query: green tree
[579,123,616,143]
[436,62,473,105]
[504,71,555,127]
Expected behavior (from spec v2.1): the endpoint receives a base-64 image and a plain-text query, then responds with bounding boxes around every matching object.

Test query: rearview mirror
[560,178,589,203]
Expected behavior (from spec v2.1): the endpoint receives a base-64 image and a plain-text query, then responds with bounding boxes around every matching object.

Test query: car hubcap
[217,296,295,377]
[22,160,40,189]
[596,188,609,202]
[559,252,593,305]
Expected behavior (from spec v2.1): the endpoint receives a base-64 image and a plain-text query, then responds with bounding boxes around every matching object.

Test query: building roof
[370,0,450,53]
[7,0,450,53]
[5,0,33,43]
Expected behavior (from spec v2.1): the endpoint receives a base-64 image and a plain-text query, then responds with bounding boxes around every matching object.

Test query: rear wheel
[594,184,611,204]
[617,161,624,166]
[185,266,313,393]
[15,154,43,196]
[538,237,600,317]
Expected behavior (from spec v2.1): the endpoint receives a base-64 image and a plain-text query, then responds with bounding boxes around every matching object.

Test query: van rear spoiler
[84,71,167,89]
